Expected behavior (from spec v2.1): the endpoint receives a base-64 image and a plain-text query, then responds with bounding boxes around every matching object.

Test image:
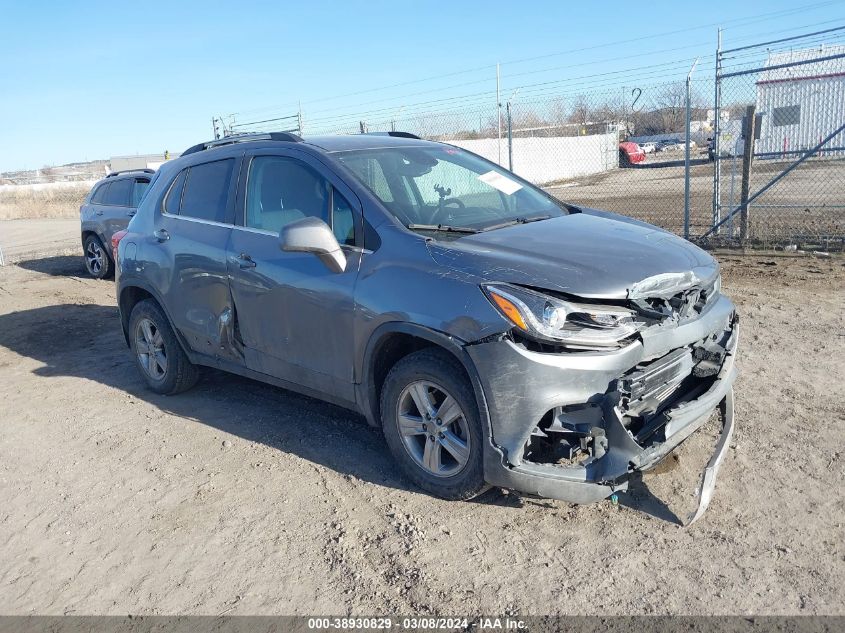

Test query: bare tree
[656,82,687,133]
[590,95,624,123]
[568,95,590,126]
[548,97,568,127]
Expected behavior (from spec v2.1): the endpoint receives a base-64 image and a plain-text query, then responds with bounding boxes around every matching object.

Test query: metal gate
[703,27,845,250]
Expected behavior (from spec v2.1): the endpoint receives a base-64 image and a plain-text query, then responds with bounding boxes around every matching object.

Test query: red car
[619,141,646,166]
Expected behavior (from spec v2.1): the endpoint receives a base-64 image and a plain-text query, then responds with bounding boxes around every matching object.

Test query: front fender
[356,322,493,441]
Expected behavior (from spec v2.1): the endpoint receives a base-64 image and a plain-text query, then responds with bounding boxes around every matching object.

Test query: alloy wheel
[86,241,104,274]
[396,380,471,478]
[135,318,167,380]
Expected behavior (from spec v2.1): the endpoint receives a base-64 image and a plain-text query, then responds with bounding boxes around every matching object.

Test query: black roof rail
[363,131,422,139]
[182,132,303,156]
[106,168,155,178]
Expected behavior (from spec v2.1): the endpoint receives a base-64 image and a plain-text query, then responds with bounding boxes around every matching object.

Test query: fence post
[496,63,502,165]
[297,102,303,135]
[684,57,699,241]
[507,101,513,172]
[711,28,722,234]
[738,104,756,243]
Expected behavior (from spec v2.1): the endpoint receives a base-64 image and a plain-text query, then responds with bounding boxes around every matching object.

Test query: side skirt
[186,350,362,415]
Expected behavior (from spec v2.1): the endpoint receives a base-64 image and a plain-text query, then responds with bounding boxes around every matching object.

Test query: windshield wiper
[407,223,480,234]
[480,215,552,232]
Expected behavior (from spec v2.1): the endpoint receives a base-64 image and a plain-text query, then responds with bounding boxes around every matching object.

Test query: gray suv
[115,132,738,521]
[80,169,153,277]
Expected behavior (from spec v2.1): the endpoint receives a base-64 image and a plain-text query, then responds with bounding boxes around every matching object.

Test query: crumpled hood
[426,209,718,299]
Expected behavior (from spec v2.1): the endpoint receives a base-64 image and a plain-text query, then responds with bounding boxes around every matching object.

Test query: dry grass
[0,185,90,220]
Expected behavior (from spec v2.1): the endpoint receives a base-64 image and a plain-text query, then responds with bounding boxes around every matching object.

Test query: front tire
[128,299,198,395]
[380,349,486,500]
[83,234,112,279]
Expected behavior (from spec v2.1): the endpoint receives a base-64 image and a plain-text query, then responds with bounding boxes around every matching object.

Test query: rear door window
[103,178,132,206]
[179,159,235,223]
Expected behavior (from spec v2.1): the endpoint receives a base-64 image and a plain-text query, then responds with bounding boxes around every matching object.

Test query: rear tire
[380,348,487,500]
[83,234,112,279]
[128,299,198,395]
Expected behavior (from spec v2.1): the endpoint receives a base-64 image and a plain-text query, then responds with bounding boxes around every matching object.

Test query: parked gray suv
[80,169,153,278]
[115,132,738,521]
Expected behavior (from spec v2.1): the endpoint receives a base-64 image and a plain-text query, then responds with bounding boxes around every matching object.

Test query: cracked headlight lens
[483,284,643,348]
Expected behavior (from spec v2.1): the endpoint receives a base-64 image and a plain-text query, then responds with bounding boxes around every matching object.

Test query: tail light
[111,230,128,261]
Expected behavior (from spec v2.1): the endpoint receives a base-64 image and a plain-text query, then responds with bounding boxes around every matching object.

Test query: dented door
[225,149,363,404]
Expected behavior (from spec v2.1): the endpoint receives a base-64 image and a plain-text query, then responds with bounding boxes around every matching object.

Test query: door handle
[235,253,256,269]
[153,228,170,242]
[127,210,136,217]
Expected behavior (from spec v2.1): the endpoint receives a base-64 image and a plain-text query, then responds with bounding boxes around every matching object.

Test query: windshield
[333,145,568,232]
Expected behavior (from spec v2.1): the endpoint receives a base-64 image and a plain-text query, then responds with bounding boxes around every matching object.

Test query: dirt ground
[0,219,80,263]
[0,251,843,616]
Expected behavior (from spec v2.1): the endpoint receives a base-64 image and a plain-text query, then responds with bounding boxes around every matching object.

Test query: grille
[619,348,694,416]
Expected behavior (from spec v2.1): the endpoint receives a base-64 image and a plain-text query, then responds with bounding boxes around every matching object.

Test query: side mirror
[279,217,346,273]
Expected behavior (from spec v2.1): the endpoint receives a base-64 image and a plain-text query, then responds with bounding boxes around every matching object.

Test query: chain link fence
[3,29,842,252]
[706,31,845,250]
[301,30,844,250]
[307,78,719,238]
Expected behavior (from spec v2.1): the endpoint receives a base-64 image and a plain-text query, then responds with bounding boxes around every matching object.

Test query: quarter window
[332,187,358,246]
[164,170,187,214]
[179,159,234,223]
[91,182,110,204]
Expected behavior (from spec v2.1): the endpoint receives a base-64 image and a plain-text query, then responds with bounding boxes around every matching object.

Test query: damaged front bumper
[467,293,739,516]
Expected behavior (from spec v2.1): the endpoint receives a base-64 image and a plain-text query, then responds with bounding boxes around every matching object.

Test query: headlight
[482,283,643,348]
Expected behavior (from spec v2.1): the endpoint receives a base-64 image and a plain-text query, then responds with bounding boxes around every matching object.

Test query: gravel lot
[0,252,843,616]
[0,219,80,264]
[548,158,845,246]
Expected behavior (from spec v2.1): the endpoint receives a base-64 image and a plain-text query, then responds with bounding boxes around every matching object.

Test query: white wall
[756,75,845,156]
[449,131,619,185]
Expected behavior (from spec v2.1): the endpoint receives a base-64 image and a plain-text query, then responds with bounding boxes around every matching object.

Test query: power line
[303,61,718,129]
[227,1,844,118]
[234,15,845,128]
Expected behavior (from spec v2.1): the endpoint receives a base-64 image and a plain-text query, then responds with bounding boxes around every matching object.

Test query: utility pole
[684,57,699,240]
[496,63,502,165]
[212,117,220,140]
[298,101,303,135]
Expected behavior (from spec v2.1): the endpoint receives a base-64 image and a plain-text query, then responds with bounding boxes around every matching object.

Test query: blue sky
[1,0,844,171]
